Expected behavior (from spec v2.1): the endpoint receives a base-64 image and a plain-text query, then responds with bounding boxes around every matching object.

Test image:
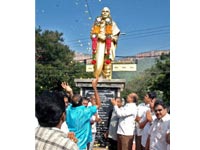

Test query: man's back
[66,104,97,149]
[35,127,78,150]
[116,102,137,135]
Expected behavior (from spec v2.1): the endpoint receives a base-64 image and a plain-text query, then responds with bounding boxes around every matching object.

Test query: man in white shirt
[145,100,170,150]
[111,93,138,150]
[135,102,149,150]
[135,92,157,150]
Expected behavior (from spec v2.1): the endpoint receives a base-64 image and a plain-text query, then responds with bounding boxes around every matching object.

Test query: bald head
[127,93,138,103]
[101,7,111,19]
[102,7,110,12]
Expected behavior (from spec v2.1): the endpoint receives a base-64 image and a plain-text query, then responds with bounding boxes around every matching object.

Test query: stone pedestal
[74,78,126,147]
[74,78,125,97]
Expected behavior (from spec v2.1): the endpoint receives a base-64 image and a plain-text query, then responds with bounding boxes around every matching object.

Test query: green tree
[147,53,170,106]
[36,28,92,95]
[123,53,170,106]
[121,70,152,104]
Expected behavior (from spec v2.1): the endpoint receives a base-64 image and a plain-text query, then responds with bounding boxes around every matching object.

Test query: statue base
[74,78,126,97]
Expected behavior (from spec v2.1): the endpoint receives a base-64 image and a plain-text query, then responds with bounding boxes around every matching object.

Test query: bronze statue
[90,7,120,79]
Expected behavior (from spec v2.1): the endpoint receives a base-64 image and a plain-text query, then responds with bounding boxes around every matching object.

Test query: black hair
[57,90,71,103]
[154,99,167,109]
[35,90,65,127]
[147,91,157,99]
[51,80,63,92]
[115,97,122,102]
[51,80,72,103]
[82,97,90,102]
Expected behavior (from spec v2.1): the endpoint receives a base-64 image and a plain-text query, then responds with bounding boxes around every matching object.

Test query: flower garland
[91,17,113,65]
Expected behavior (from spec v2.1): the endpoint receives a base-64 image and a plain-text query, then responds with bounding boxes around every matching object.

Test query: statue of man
[90,7,120,79]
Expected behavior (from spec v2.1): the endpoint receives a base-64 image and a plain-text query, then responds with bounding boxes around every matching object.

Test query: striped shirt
[35,126,79,150]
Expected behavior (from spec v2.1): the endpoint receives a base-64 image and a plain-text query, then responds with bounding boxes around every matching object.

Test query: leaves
[122,53,170,106]
[35,28,93,95]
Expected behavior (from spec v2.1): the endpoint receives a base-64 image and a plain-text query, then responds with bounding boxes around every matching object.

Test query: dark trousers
[108,138,118,150]
[117,134,134,150]
[136,135,143,150]
[141,146,145,150]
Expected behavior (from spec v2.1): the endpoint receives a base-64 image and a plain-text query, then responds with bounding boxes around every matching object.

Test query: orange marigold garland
[91,17,101,65]
[91,17,113,65]
[105,17,112,64]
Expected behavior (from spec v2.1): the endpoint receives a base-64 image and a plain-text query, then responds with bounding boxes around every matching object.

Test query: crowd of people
[35,78,170,150]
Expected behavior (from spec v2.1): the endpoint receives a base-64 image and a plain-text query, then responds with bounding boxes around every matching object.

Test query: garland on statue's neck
[91,16,113,65]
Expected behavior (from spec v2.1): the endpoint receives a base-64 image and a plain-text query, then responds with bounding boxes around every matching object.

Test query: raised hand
[111,98,117,106]
[61,82,72,93]
[92,78,99,90]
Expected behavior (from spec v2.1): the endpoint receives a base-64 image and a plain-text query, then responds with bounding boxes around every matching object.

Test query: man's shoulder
[36,127,66,137]
[138,102,145,107]
[162,113,170,122]
[35,127,78,150]
[87,105,97,108]
[88,105,97,111]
